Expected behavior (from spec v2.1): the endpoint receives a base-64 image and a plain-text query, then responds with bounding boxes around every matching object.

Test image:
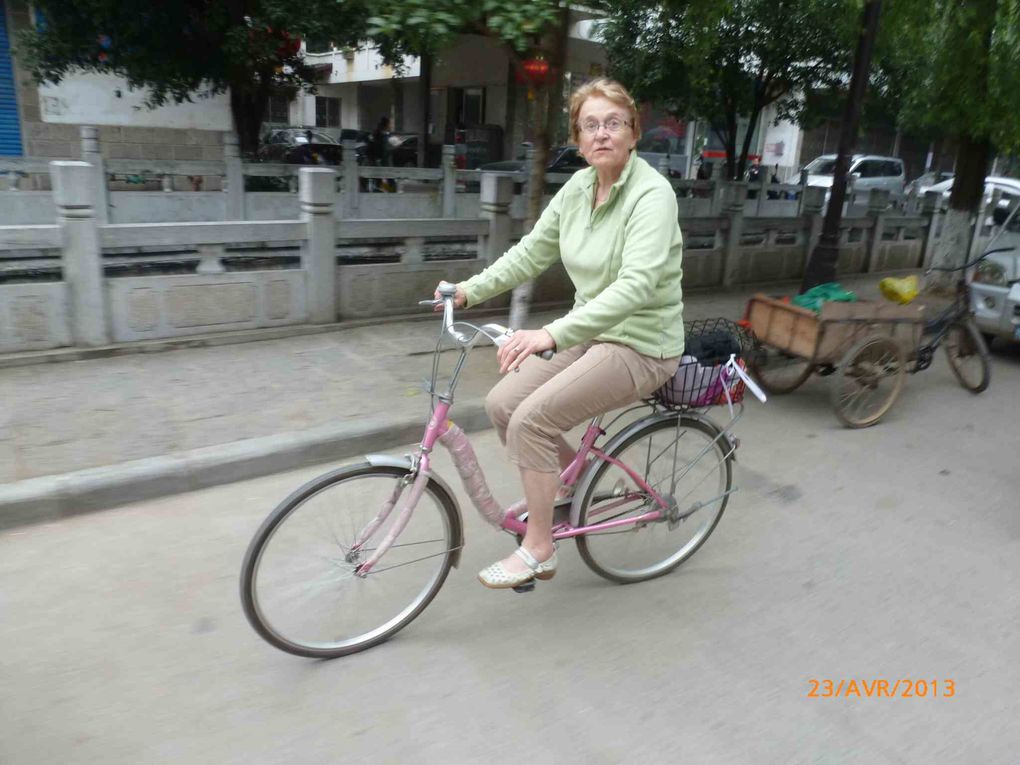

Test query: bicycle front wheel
[240,464,461,659]
[576,416,733,584]
[945,319,990,393]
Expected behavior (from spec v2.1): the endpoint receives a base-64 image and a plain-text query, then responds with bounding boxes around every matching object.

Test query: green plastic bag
[792,283,858,313]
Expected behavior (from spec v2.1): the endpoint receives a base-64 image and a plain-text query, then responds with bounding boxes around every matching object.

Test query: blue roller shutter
[0,0,24,156]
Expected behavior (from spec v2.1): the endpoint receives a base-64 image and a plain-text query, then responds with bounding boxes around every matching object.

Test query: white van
[804,154,906,195]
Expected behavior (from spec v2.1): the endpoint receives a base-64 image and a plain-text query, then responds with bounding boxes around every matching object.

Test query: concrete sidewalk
[0,273,899,526]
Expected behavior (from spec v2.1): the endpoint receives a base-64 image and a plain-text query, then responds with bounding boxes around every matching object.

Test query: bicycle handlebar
[926,246,1016,273]
[421,282,554,360]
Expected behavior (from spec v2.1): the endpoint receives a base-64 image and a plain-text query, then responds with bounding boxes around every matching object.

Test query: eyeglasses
[578,117,631,136]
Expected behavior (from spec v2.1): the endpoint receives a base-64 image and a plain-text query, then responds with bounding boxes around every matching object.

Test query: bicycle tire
[831,334,905,428]
[748,345,815,394]
[944,319,991,393]
[575,415,733,584]
[240,464,461,659]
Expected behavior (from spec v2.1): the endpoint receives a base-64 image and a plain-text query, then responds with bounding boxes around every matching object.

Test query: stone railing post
[920,190,942,269]
[480,172,514,265]
[657,156,670,177]
[442,144,457,218]
[865,189,891,272]
[721,181,748,287]
[800,186,826,266]
[223,132,245,220]
[53,161,110,347]
[300,168,338,324]
[342,140,359,218]
[79,126,109,223]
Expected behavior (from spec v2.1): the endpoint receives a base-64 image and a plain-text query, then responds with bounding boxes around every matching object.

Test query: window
[304,36,332,54]
[315,96,341,128]
[886,160,903,177]
[461,88,485,125]
[267,95,290,125]
[854,160,883,178]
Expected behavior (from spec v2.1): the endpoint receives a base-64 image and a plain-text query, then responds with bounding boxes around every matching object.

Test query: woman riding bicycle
[436,78,685,589]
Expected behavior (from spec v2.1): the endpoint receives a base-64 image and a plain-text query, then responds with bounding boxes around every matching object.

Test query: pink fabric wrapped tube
[437,423,504,526]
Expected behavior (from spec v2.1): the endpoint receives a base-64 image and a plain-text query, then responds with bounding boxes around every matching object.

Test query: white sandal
[478,547,558,589]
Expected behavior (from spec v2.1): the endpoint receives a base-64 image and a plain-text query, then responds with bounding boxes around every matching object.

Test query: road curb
[0,402,491,530]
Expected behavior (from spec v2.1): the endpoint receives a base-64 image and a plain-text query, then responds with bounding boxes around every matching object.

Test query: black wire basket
[654,318,758,409]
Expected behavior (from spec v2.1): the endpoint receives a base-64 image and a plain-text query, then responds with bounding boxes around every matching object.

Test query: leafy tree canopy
[598,0,859,178]
[19,0,372,153]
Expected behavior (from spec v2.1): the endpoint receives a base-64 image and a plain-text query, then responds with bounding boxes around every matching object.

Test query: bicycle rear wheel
[576,416,733,584]
[944,319,990,393]
[240,464,461,659]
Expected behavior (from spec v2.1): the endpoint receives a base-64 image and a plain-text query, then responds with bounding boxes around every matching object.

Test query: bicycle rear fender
[365,454,465,568]
[568,411,734,528]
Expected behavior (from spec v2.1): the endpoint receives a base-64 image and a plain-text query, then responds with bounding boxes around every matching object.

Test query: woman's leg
[492,343,679,577]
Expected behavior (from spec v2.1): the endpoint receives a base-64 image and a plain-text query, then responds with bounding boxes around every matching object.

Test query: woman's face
[577,95,636,177]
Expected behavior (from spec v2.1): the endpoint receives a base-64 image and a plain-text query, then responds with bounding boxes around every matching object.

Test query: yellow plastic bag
[880,275,919,305]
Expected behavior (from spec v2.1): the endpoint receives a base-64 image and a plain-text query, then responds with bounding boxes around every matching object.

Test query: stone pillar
[920,190,942,269]
[801,186,826,267]
[865,189,891,272]
[657,156,670,177]
[223,132,245,221]
[161,174,174,192]
[53,161,110,347]
[521,145,536,205]
[300,168,338,324]
[342,141,359,218]
[79,126,109,223]
[721,182,748,287]
[480,172,514,265]
[442,144,457,218]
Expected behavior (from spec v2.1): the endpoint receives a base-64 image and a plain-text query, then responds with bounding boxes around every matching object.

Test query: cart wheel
[748,344,815,394]
[945,320,990,393]
[831,335,905,428]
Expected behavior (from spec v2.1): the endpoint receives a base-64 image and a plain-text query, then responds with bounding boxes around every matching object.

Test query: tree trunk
[508,5,569,330]
[928,135,992,293]
[230,78,270,157]
[736,102,763,181]
[418,53,432,168]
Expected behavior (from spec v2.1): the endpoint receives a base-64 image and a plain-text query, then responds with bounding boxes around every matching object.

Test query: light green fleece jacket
[458,151,684,358]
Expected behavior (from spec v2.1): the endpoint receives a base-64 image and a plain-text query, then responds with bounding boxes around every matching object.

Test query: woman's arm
[457,183,568,307]
[543,186,679,350]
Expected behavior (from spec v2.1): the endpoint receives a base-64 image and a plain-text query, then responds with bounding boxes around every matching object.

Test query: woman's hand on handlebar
[498,329,556,374]
[433,283,466,311]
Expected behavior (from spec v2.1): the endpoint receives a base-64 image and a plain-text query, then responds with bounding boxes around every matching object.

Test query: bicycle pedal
[512,581,536,594]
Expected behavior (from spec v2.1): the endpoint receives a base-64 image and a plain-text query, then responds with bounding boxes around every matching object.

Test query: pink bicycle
[241,284,764,658]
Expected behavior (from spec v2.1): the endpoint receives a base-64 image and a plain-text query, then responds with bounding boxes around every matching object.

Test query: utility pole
[801,0,883,292]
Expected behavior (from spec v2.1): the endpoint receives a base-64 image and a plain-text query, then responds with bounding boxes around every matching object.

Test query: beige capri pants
[485,341,681,473]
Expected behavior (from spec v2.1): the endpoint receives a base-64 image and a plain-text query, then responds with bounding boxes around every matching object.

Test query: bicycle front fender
[365,454,465,568]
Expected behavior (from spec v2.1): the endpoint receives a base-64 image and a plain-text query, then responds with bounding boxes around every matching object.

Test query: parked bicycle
[240,284,764,658]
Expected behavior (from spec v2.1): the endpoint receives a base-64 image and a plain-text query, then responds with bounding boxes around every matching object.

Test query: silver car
[970,233,1020,345]
[804,154,906,195]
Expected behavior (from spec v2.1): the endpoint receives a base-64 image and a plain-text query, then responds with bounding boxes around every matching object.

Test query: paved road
[2,345,1018,764]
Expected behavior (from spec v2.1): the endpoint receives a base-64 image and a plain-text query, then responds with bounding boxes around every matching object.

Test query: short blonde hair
[569,78,642,145]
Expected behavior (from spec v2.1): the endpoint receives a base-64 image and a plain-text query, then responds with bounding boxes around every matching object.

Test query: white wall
[39,73,232,130]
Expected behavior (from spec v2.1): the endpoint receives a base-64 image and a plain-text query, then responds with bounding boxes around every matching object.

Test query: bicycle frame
[351,287,743,576]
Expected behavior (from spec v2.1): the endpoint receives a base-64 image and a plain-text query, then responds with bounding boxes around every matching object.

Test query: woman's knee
[484,389,512,433]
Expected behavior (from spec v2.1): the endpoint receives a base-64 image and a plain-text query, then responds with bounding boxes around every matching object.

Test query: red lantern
[518,56,550,85]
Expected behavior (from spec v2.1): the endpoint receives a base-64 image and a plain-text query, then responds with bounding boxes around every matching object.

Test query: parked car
[925,175,1020,210]
[387,134,422,167]
[906,171,953,198]
[479,145,589,176]
[258,128,343,165]
[970,217,1020,345]
[803,154,906,195]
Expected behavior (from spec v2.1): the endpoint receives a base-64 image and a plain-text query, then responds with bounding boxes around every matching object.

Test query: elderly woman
[439,78,685,589]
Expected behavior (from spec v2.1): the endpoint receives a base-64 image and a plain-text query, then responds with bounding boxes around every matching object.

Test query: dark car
[479,145,589,175]
[258,128,343,165]
[387,134,422,167]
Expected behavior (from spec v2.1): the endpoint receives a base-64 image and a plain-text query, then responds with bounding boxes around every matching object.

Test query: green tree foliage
[19,0,371,154]
[598,0,858,179]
